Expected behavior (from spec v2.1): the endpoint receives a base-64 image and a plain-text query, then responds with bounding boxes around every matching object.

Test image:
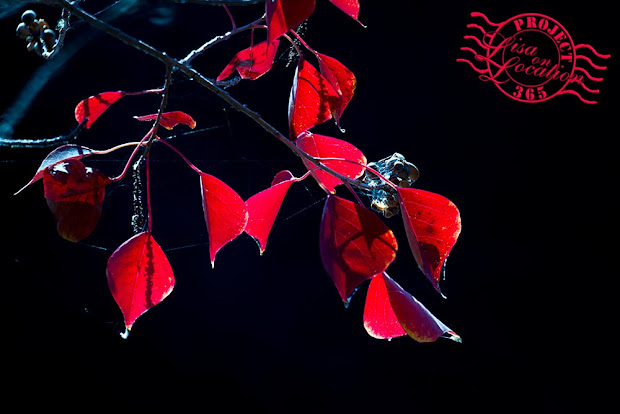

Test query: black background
[1,1,617,412]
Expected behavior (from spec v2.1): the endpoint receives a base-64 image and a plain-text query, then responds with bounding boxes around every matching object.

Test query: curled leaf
[266,0,316,44]
[42,159,111,242]
[289,58,340,139]
[75,91,126,129]
[200,172,248,267]
[245,170,305,254]
[15,144,94,195]
[217,39,280,81]
[295,133,366,194]
[364,272,461,342]
[397,188,461,296]
[134,111,197,130]
[320,195,398,305]
[107,231,175,333]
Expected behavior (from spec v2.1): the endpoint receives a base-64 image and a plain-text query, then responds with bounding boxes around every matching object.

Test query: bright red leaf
[315,53,356,126]
[364,272,461,342]
[397,188,461,296]
[266,0,315,44]
[106,231,175,333]
[217,39,280,81]
[75,91,125,129]
[320,195,398,305]
[15,144,94,195]
[134,111,197,130]
[329,0,363,25]
[245,170,305,254]
[200,172,248,267]
[295,133,366,194]
[289,58,340,139]
[42,159,111,242]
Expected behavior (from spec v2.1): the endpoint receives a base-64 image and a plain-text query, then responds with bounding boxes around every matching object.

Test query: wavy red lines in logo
[457,12,610,104]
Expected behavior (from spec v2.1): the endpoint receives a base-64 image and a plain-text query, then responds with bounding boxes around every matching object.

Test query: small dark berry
[42,29,56,42]
[21,10,37,25]
[16,22,30,39]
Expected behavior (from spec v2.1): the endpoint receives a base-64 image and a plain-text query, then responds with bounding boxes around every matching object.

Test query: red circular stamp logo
[458,12,610,104]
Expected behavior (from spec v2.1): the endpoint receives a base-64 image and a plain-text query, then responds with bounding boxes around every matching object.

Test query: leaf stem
[155,137,203,175]
[109,128,153,182]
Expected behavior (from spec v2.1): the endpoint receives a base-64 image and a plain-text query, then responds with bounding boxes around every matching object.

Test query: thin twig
[56,1,374,193]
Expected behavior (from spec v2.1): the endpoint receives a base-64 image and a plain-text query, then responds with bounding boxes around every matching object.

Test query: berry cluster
[362,153,420,218]
[16,10,57,56]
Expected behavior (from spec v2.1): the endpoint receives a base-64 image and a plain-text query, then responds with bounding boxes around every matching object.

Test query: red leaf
[200,172,248,267]
[15,144,94,195]
[329,0,363,25]
[364,272,461,343]
[106,231,175,333]
[315,53,356,126]
[245,170,305,254]
[134,111,197,130]
[266,0,316,44]
[75,91,125,129]
[289,58,340,139]
[397,188,462,296]
[42,159,111,242]
[217,39,280,81]
[320,195,398,305]
[296,133,366,194]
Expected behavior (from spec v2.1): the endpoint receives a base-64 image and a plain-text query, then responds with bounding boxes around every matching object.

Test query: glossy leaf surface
[289,58,340,139]
[364,272,461,342]
[75,91,125,129]
[200,172,248,267]
[315,53,356,126]
[217,39,280,81]
[266,0,315,44]
[397,188,461,296]
[295,133,366,194]
[245,170,304,254]
[320,195,398,305]
[15,144,94,195]
[42,159,110,242]
[107,232,175,332]
[134,111,197,130]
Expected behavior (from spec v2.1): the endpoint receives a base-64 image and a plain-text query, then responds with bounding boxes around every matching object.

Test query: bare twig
[55,0,375,192]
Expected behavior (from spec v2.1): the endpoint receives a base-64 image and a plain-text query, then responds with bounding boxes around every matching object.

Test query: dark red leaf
[266,0,315,44]
[134,111,197,130]
[320,195,398,305]
[245,170,305,254]
[200,172,248,267]
[15,144,94,195]
[75,91,126,129]
[329,0,363,25]
[315,53,356,126]
[364,272,461,342]
[397,188,461,296]
[42,159,111,242]
[289,58,340,139]
[217,39,280,81]
[295,133,366,194]
[106,231,175,333]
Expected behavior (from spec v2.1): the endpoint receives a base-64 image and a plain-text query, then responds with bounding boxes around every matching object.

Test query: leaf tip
[442,330,462,343]
[120,327,130,340]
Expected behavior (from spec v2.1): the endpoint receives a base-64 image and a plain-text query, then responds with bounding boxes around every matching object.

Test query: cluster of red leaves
[17,0,463,342]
